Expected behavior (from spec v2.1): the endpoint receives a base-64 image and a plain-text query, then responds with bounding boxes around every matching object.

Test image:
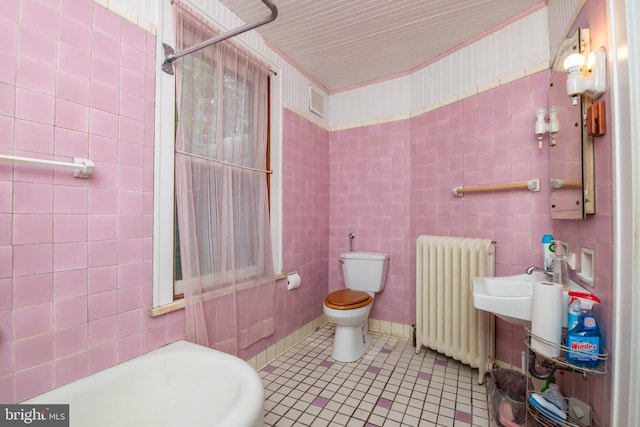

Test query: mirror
[548,28,595,219]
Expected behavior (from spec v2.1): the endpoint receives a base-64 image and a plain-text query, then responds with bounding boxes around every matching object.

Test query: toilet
[323,251,390,362]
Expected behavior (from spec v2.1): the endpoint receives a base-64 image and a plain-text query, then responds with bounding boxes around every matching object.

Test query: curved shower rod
[162,0,278,75]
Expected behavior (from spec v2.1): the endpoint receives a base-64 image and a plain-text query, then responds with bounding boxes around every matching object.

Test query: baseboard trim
[249,317,416,371]
[248,315,329,370]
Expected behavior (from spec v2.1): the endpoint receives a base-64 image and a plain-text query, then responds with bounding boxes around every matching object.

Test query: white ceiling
[218,0,544,93]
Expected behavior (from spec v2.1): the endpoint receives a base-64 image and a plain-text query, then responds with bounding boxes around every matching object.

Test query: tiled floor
[259,325,490,427]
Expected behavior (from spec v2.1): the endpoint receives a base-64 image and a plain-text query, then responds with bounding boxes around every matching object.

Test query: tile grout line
[259,325,491,427]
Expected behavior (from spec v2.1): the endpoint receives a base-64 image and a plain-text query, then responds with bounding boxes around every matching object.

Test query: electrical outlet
[568,397,591,426]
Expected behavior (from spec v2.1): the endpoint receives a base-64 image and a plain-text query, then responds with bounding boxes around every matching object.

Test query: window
[153,3,283,313]
[153,2,283,311]
[172,54,272,298]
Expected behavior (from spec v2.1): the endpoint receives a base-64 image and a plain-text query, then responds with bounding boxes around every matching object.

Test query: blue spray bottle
[565,292,602,368]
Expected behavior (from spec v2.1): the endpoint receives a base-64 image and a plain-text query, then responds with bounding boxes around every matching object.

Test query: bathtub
[24,340,264,427]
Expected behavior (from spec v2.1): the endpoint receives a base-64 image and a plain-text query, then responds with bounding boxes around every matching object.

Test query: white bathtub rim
[24,339,264,427]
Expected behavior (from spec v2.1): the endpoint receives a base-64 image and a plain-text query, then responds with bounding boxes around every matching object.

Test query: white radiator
[415,235,495,384]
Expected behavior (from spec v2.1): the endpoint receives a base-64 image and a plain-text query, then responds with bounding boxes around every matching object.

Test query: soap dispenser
[552,240,569,290]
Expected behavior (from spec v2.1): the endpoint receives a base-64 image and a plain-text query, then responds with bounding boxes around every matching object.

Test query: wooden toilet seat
[324,290,372,310]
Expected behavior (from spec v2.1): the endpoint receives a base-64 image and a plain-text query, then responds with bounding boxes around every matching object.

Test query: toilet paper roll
[287,272,301,291]
[531,281,563,358]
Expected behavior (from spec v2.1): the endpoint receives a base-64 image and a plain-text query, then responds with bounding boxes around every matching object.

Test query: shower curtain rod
[162,0,278,75]
[176,150,273,174]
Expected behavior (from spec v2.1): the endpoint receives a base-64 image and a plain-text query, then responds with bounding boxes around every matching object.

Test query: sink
[472,273,589,327]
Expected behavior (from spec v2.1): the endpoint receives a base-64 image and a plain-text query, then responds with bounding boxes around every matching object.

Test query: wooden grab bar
[452,179,540,197]
[550,179,582,189]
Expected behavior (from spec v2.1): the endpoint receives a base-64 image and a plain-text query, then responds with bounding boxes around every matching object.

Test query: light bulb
[548,106,559,146]
[534,107,547,149]
[563,53,585,74]
[548,106,559,133]
[586,51,597,71]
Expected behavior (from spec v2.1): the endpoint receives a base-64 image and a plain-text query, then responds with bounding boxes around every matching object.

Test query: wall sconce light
[564,47,607,103]
[534,106,559,148]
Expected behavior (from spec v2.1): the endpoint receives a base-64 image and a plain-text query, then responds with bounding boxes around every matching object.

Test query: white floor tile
[259,325,490,427]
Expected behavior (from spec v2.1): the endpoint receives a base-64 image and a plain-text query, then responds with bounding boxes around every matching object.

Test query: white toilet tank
[340,251,390,292]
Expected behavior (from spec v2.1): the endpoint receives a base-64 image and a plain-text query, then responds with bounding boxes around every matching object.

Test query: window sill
[149,273,287,318]
[149,298,185,317]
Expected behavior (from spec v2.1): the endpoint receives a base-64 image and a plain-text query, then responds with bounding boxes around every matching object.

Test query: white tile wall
[108,0,157,24]
[329,76,412,129]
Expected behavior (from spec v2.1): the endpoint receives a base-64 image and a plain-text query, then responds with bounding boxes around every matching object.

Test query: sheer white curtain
[174,2,275,355]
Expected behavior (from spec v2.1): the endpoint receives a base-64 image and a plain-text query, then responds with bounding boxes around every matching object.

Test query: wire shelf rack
[522,327,607,426]
[526,390,603,427]
[524,326,608,375]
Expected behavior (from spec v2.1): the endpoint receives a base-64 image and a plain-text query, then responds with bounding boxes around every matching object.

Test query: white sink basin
[472,273,589,327]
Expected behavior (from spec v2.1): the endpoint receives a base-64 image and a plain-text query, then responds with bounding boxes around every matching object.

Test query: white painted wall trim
[152,0,177,308]
[609,0,640,424]
[270,73,284,274]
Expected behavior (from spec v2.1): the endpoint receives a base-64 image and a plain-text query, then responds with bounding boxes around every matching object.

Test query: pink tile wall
[329,72,554,355]
[279,109,330,336]
[0,0,184,403]
[238,109,330,360]
[411,72,554,366]
[1,0,613,418]
[326,58,611,421]
[329,120,413,325]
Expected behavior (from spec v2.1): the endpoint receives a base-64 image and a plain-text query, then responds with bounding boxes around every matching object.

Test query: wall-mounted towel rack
[0,155,95,178]
[452,179,540,197]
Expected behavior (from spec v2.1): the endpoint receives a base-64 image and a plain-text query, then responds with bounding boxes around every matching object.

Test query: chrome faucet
[526,266,553,280]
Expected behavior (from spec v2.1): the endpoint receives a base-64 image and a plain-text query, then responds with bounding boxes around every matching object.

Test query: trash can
[488,368,533,427]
